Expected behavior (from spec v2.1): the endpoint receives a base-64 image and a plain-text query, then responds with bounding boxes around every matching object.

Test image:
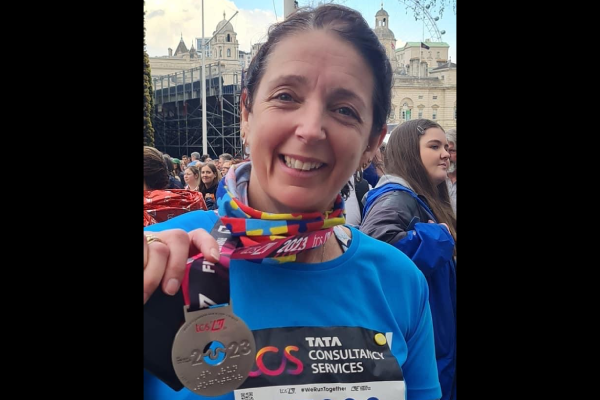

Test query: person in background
[172,158,185,184]
[220,160,232,177]
[144,146,169,191]
[180,155,189,169]
[217,152,233,171]
[182,165,201,191]
[143,147,206,226]
[143,5,441,400]
[198,163,221,210]
[162,154,183,189]
[360,119,457,400]
[362,143,385,187]
[187,152,201,167]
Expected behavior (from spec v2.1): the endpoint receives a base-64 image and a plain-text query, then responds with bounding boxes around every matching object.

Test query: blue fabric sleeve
[143,210,219,233]
[392,222,455,278]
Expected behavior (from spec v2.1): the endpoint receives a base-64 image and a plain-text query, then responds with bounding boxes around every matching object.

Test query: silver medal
[172,305,256,397]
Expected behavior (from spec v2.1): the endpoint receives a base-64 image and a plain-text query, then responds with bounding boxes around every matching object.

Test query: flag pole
[201,0,207,156]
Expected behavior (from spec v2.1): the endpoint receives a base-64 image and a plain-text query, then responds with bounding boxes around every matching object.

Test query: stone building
[371,5,456,129]
[149,12,242,78]
[149,5,456,131]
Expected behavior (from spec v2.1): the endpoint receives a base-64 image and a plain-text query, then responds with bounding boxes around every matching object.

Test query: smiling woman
[241,29,377,213]
[360,118,457,400]
[143,5,441,400]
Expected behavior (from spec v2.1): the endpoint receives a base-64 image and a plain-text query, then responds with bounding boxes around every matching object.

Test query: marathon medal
[172,305,256,396]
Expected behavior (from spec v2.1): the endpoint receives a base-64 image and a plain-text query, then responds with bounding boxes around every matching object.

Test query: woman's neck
[295,233,337,263]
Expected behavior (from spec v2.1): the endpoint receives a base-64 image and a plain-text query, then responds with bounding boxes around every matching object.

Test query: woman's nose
[295,103,326,144]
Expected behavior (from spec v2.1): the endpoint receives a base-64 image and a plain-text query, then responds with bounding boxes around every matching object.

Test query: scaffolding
[152,63,243,159]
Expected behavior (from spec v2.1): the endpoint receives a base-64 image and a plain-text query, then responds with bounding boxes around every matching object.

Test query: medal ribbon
[182,161,345,311]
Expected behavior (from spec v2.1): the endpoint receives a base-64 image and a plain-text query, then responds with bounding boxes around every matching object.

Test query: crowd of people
[143,3,456,400]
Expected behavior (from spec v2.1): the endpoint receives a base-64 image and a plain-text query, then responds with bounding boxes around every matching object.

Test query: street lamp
[201,0,207,156]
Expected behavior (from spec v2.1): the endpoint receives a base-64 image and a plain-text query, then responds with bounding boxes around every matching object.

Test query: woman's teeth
[284,156,323,171]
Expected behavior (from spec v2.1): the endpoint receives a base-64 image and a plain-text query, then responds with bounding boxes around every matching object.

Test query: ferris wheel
[397,0,446,42]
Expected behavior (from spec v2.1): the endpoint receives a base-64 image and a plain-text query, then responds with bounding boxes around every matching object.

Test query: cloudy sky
[144,0,456,63]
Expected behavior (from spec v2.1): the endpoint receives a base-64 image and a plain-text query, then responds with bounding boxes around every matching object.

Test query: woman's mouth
[282,155,324,171]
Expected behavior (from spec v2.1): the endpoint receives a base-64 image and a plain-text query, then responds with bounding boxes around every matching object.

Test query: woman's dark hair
[173,162,183,176]
[384,119,456,240]
[162,154,175,175]
[243,3,392,138]
[144,146,169,190]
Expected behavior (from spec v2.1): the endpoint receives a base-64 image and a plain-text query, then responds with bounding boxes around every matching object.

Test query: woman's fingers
[158,229,191,296]
[143,229,190,304]
[144,232,170,304]
[189,228,221,262]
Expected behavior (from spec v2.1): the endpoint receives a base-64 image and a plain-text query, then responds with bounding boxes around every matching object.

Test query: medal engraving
[172,305,256,397]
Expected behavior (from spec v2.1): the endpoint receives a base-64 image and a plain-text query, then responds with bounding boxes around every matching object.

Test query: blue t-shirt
[144,211,441,400]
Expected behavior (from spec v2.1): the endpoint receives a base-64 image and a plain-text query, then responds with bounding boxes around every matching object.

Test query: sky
[144,0,456,63]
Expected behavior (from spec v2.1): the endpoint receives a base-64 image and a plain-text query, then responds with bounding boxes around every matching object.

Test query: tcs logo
[249,346,303,377]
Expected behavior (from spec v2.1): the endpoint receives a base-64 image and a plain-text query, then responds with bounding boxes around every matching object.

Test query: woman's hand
[143,228,221,304]
[428,220,450,233]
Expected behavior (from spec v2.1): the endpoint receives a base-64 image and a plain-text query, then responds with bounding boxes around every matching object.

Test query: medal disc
[172,307,256,397]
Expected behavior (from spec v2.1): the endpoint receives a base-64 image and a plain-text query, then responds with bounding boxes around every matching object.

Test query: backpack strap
[363,183,436,223]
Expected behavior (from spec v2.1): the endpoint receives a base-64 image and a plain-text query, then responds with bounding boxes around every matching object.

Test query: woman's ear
[240,89,250,147]
[359,125,387,168]
[371,124,387,152]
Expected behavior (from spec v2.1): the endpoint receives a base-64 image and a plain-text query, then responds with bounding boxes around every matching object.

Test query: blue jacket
[362,162,380,188]
[361,182,456,400]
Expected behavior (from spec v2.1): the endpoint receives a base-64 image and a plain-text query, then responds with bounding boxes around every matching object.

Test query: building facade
[395,40,450,76]
[149,12,241,78]
[149,6,456,130]
[372,6,456,130]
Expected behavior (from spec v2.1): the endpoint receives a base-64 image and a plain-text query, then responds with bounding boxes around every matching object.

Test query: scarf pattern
[216,161,346,263]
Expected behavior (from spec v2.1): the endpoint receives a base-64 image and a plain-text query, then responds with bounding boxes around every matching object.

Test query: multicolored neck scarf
[216,161,346,263]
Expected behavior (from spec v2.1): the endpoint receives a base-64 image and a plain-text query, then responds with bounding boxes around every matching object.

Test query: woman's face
[201,165,216,186]
[242,30,384,213]
[419,127,451,185]
[183,168,197,184]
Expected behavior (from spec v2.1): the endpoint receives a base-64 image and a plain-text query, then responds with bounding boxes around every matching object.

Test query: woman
[144,146,169,190]
[360,119,457,400]
[143,146,206,226]
[162,154,183,189]
[182,165,201,191]
[172,158,184,183]
[198,163,220,210]
[143,5,441,400]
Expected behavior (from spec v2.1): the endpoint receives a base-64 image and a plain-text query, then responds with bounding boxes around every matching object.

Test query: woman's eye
[431,145,439,150]
[276,93,293,101]
[336,107,357,118]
